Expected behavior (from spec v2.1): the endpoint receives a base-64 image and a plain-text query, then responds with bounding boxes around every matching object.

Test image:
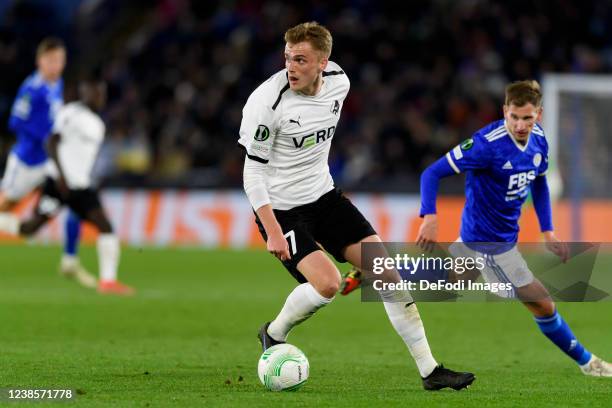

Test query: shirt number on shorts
[284,230,297,255]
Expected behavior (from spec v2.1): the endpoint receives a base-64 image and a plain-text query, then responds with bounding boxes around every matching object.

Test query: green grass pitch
[1,244,610,407]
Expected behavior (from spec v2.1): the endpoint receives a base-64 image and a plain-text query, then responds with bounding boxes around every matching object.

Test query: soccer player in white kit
[240,22,474,390]
[0,80,134,295]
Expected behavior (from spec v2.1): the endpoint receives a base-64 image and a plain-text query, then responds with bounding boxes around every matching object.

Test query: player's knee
[19,218,44,236]
[529,300,556,317]
[97,220,113,234]
[541,301,556,316]
[315,275,340,298]
[88,211,113,233]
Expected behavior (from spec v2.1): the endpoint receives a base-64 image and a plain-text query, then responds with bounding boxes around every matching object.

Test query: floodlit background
[1,2,611,407]
[1,0,611,246]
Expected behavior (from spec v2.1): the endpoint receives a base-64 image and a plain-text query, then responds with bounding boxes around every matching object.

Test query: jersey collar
[504,120,530,152]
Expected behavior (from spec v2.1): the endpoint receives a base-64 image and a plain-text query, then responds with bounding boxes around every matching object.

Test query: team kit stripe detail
[487,133,507,142]
[322,70,345,77]
[237,144,270,164]
[484,125,506,140]
[247,154,269,164]
[485,127,505,139]
[446,152,461,174]
[272,82,290,111]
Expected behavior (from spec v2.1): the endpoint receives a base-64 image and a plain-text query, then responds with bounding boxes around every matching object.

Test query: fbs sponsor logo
[508,170,536,189]
[505,170,536,201]
[292,126,336,148]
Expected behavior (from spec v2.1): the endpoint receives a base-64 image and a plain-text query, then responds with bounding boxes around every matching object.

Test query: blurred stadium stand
[1,0,611,192]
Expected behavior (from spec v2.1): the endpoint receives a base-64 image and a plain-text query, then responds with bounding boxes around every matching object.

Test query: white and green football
[257,344,309,391]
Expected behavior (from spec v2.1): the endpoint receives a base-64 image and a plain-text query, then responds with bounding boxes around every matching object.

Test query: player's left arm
[530,138,569,262]
[417,135,491,251]
[417,156,457,251]
[46,133,69,197]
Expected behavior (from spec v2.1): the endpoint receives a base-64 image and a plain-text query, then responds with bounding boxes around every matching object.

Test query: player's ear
[503,104,508,117]
[536,106,543,122]
[319,54,329,72]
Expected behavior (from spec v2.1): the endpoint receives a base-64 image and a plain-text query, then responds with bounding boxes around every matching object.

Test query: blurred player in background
[239,21,474,390]
[0,79,134,295]
[0,37,93,287]
[416,80,611,377]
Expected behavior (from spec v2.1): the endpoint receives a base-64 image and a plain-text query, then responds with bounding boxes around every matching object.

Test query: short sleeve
[445,135,491,174]
[238,93,277,164]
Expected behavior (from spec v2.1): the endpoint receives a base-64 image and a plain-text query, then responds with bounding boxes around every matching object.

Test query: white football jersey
[50,102,105,189]
[239,61,349,210]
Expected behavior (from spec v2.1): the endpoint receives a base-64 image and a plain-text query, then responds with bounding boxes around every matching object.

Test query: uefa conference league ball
[258,344,309,391]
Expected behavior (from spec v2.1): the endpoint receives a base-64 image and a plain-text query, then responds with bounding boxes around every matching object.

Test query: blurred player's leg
[0,212,20,234]
[59,211,96,288]
[85,207,134,295]
[260,251,335,350]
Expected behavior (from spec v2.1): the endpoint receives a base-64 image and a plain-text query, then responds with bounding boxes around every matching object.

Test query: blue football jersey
[445,119,549,244]
[8,71,64,165]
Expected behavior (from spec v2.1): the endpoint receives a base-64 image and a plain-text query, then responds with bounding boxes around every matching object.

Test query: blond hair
[36,37,65,58]
[284,21,332,58]
[505,80,542,107]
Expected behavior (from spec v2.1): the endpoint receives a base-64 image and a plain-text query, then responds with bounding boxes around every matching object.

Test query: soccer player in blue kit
[0,37,95,288]
[416,80,611,377]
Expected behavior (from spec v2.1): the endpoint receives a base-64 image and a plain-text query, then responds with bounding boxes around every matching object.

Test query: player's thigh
[1,154,45,202]
[33,178,64,218]
[69,190,111,232]
[254,210,321,284]
[342,234,404,284]
[296,250,341,298]
[479,246,536,298]
[314,189,376,264]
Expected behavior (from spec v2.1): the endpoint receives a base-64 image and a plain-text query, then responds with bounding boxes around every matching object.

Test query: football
[257,344,309,391]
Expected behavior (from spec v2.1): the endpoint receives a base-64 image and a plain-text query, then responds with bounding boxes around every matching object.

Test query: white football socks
[97,233,120,282]
[267,283,333,342]
[381,290,438,377]
[0,213,20,235]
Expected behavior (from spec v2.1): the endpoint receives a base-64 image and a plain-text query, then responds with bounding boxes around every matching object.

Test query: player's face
[37,48,66,82]
[285,41,328,95]
[503,103,542,143]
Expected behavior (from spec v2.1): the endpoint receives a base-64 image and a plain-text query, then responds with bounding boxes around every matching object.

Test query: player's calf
[0,212,49,237]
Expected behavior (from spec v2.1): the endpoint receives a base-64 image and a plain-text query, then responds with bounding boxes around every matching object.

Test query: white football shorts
[448,238,535,298]
[1,152,50,201]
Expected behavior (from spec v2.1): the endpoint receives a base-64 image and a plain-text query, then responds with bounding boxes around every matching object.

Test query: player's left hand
[543,231,569,263]
[416,214,438,253]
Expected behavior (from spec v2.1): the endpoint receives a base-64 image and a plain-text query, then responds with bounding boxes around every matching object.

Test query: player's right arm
[8,80,47,139]
[417,135,491,250]
[8,82,34,133]
[239,82,290,261]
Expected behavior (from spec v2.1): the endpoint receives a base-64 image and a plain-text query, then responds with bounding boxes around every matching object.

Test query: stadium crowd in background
[0,0,610,190]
